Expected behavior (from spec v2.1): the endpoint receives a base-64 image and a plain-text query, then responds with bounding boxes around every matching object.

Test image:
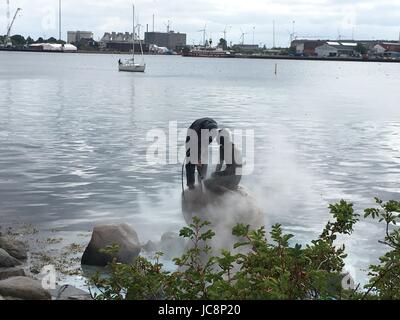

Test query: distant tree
[47,37,58,43]
[287,46,296,55]
[218,38,228,50]
[37,36,65,44]
[26,36,35,45]
[75,38,98,51]
[10,34,26,46]
[356,43,367,55]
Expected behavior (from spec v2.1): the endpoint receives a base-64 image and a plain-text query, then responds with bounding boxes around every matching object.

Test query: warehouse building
[67,31,94,44]
[315,42,358,57]
[100,32,149,52]
[292,40,326,56]
[144,31,186,51]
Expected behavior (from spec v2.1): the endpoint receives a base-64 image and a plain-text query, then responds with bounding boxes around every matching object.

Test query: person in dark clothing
[205,129,242,193]
[185,118,219,189]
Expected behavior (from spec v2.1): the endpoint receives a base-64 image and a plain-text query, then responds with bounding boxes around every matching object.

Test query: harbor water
[1,51,400,284]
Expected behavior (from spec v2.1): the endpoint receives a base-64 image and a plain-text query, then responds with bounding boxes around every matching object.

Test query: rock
[143,240,157,253]
[50,285,92,300]
[0,248,22,268]
[182,185,264,254]
[0,295,3,300]
[158,232,186,259]
[81,224,141,267]
[0,277,51,300]
[0,267,26,280]
[0,237,28,260]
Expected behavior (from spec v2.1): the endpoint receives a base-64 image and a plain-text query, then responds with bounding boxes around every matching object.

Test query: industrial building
[315,42,358,57]
[292,40,326,56]
[100,32,149,52]
[67,31,93,44]
[373,42,400,53]
[144,31,186,51]
[371,42,400,59]
[232,44,260,52]
[292,39,400,57]
[292,39,359,56]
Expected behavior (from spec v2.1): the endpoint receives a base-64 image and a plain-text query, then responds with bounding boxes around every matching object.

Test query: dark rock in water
[0,248,22,268]
[0,277,51,300]
[81,224,141,267]
[50,285,92,300]
[159,232,186,259]
[0,267,26,280]
[143,240,157,253]
[0,237,28,260]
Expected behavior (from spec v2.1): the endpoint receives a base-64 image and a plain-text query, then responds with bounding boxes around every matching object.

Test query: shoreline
[1,47,399,63]
[236,54,400,63]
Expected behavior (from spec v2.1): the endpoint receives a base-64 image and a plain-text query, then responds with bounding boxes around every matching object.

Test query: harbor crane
[197,24,207,46]
[3,7,22,47]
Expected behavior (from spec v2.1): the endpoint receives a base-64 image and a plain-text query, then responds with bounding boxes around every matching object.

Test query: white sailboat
[118,4,146,73]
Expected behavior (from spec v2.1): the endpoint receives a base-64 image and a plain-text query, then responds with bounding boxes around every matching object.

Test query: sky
[1,0,400,47]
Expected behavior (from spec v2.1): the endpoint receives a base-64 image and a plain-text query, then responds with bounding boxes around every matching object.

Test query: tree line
[0,34,66,46]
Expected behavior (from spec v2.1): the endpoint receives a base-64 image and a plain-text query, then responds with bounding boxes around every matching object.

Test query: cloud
[2,0,399,47]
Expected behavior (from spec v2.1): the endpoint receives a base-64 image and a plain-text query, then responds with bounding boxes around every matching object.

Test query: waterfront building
[144,31,186,51]
[100,32,149,52]
[67,31,94,44]
[315,42,358,57]
[232,44,260,52]
[371,43,400,59]
[293,39,400,56]
[375,42,400,53]
[292,40,326,56]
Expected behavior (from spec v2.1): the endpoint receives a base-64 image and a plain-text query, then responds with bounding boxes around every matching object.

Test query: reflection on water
[1,52,400,283]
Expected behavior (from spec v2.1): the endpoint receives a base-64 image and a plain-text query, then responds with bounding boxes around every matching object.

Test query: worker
[185,118,219,190]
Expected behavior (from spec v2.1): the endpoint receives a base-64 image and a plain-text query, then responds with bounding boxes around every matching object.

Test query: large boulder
[142,240,157,254]
[0,277,51,300]
[158,232,186,259]
[0,237,28,260]
[50,285,92,301]
[0,248,22,268]
[81,224,141,267]
[0,267,26,280]
[182,185,264,254]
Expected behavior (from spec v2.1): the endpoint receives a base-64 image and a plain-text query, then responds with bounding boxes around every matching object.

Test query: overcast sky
[1,0,399,47]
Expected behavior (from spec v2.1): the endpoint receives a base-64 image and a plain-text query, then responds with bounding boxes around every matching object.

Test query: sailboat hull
[119,65,146,72]
[118,63,146,72]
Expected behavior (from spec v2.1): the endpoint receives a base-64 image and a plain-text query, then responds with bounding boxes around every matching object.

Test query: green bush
[89,199,400,300]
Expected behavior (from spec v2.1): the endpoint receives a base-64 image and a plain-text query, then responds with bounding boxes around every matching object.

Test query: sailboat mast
[132,4,135,62]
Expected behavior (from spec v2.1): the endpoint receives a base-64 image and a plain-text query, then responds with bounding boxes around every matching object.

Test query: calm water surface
[1,51,400,283]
